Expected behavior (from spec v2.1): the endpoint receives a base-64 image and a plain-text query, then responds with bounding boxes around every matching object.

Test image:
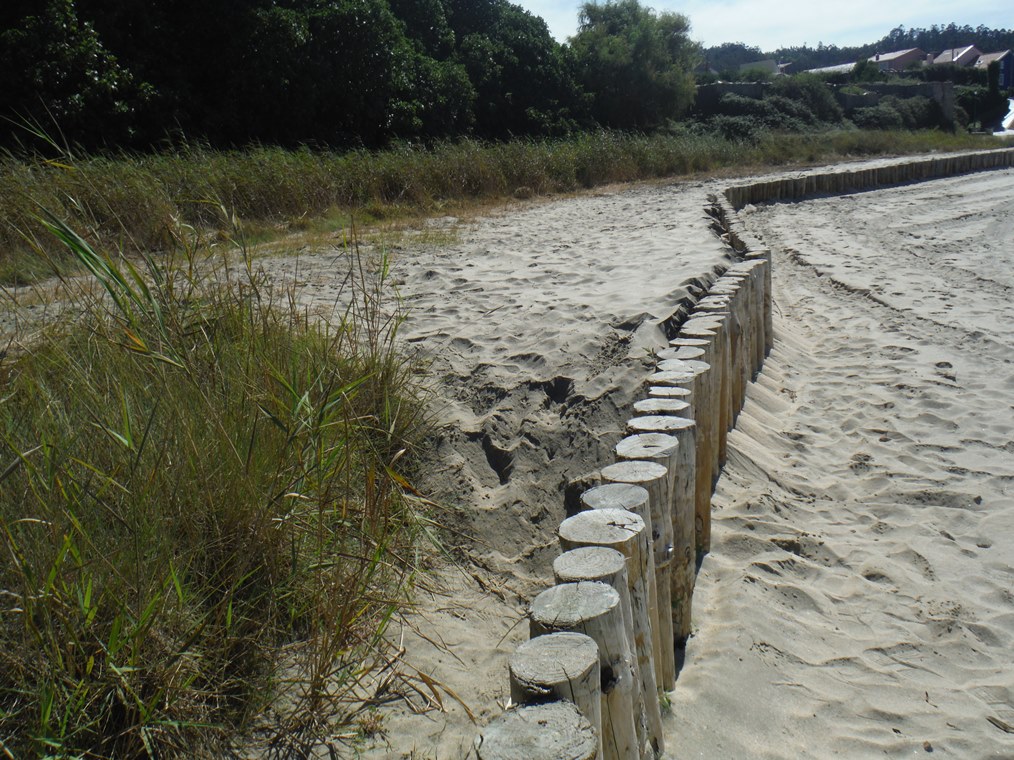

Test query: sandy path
[671,170,1014,757]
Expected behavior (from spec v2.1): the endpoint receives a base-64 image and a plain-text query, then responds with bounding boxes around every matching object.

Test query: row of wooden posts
[473,149,1014,759]
[474,239,772,759]
[721,147,1014,211]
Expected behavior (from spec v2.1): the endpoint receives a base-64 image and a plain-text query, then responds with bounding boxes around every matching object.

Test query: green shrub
[851,103,905,130]
[771,73,845,123]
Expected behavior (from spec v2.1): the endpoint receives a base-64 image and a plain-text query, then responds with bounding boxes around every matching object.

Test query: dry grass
[0,202,431,756]
[1,129,1001,285]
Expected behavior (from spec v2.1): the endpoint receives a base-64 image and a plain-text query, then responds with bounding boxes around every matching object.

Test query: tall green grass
[1,129,999,284]
[0,213,428,755]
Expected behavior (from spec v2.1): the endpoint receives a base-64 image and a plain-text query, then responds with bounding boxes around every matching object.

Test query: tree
[570,0,700,130]
[987,60,1001,97]
[0,0,142,148]
[452,0,585,137]
[702,42,764,75]
[852,57,884,83]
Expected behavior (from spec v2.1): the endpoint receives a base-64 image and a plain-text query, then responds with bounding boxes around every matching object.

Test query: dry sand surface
[329,166,1014,759]
[672,169,1014,758]
[7,160,1012,757]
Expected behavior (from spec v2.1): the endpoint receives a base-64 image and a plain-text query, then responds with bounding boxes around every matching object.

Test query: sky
[515,0,1011,52]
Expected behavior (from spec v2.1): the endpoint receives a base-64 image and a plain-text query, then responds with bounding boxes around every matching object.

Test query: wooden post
[555,546,628,588]
[646,385,690,402]
[656,358,714,555]
[659,357,716,467]
[665,340,720,463]
[600,460,673,691]
[632,397,690,418]
[615,432,678,473]
[553,546,636,747]
[701,283,746,420]
[530,581,638,760]
[616,427,697,645]
[667,337,708,349]
[554,547,634,644]
[580,483,650,515]
[626,414,695,437]
[681,316,731,467]
[476,701,598,760]
[745,250,773,355]
[580,482,665,725]
[645,369,695,390]
[557,511,663,757]
[712,273,753,382]
[657,345,706,363]
[510,632,602,756]
[729,259,768,372]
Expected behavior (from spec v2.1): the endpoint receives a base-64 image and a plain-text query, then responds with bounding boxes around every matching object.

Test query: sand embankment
[271,180,732,756]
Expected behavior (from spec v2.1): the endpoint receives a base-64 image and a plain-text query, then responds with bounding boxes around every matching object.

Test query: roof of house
[805,62,857,74]
[873,48,925,62]
[933,46,981,65]
[975,50,1013,67]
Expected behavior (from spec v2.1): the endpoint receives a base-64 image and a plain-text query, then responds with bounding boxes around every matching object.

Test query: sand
[671,169,1014,758]
[310,166,1014,758]
[341,180,734,757]
[7,157,1012,757]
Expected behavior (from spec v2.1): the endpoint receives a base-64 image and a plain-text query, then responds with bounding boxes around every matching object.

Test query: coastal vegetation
[1,180,430,756]
[0,128,996,285]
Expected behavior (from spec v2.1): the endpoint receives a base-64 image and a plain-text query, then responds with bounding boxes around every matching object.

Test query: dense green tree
[455,2,585,136]
[11,2,1007,150]
[570,0,700,130]
[388,0,455,57]
[0,0,142,148]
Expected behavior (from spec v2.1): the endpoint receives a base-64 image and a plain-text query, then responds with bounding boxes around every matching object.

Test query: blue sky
[515,0,1011,51]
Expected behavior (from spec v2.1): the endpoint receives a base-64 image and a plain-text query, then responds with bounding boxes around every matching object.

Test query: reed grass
[1,129,999,285]
[0,207,429,756]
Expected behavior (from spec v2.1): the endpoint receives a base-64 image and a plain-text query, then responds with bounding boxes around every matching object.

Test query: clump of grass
[0,208,428,755]
[1,129,1003,284]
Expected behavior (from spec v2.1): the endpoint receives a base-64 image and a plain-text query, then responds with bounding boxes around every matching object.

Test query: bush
[850,103,905,130]
[881,95,947,130]
[771,73,845,124]
[705,114,768,142]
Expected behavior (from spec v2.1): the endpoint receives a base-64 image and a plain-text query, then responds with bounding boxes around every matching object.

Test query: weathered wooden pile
[473,147,1014,759]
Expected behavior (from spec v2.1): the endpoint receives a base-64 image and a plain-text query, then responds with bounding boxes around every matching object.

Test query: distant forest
[2,1,1012,152]
[704,23,1014,74]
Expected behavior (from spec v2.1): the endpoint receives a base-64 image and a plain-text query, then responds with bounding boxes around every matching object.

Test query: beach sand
[671,169,1014,758]
[263,165,1014,757]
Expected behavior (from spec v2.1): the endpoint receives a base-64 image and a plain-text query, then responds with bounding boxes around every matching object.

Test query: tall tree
[570,0,699,130]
